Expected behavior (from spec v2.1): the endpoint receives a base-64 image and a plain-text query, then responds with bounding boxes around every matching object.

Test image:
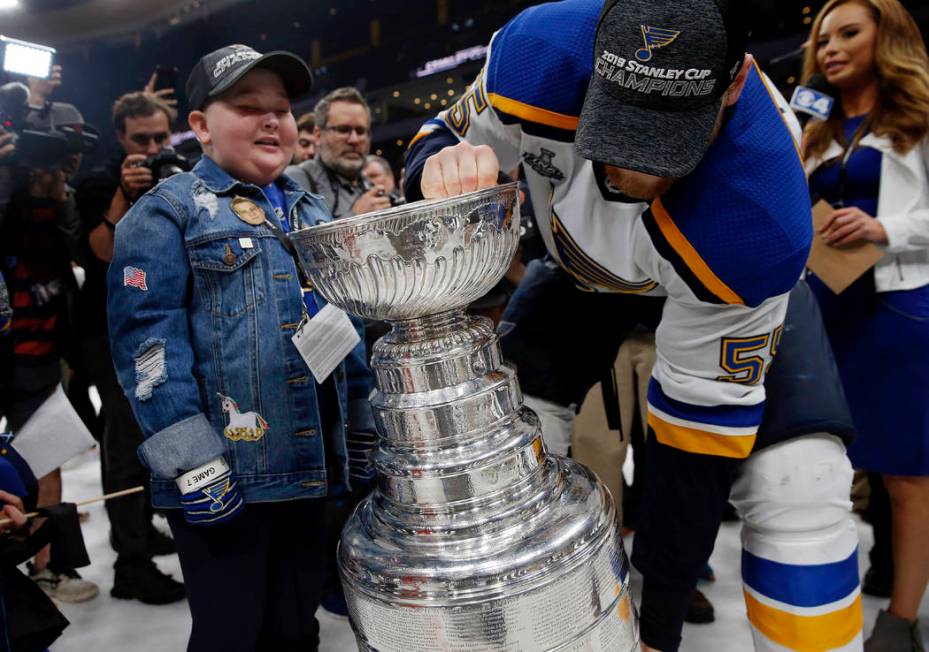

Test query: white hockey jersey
[406,0,812,459]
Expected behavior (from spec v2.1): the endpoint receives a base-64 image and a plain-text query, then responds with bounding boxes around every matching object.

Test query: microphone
[790,74,836,126]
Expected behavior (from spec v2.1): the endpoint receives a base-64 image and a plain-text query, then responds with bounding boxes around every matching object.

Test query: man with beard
[286,87,390,218]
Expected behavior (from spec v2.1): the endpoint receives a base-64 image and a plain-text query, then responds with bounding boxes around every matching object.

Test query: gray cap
[575,0,749,178]
[186,44,312,111]
[25,101,84,130]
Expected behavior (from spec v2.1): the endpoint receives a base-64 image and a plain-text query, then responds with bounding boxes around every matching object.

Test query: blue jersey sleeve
[642,66,812,309]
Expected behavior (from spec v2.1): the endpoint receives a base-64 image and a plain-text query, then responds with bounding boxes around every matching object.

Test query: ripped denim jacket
[107,156,374,508]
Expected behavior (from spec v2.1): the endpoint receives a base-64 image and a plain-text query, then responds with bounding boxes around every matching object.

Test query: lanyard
[259,184,323,317]
[264,217,320,318]
[835,117,870,208]
[320,166,349,217]
[259,184,309,287]
[262,218,309,284]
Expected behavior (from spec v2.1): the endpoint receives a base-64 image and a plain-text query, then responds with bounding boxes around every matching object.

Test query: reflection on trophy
[291,183,638,651]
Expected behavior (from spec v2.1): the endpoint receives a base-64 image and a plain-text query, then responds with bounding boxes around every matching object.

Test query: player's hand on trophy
[421,141,499,199]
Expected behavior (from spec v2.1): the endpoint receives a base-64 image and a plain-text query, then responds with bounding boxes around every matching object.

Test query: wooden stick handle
[0,485,145,528]
[75,485,146,508]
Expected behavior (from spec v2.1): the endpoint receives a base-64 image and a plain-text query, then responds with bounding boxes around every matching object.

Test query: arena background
[3,1,929,650]
[2,0,927,173]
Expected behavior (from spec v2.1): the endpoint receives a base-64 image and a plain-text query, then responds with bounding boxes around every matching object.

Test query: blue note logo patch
[636,26,682,62]
[202,478,235,513]
[522,148,564,181]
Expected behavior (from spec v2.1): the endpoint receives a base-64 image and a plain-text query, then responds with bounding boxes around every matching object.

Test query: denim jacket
[107,156,374,508]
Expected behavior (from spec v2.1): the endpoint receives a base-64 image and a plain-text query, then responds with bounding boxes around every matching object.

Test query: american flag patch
[123,266,148,291]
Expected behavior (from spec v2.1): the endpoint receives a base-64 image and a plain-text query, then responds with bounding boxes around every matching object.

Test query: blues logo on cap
[636,26,682,62]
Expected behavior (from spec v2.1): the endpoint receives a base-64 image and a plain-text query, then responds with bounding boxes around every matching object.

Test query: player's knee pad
[731,433,854,540]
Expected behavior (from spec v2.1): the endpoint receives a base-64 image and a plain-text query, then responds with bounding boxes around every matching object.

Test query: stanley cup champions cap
[575,0,751,177]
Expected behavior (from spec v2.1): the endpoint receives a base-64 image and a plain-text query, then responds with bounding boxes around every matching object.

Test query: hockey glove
[176,457,244,526]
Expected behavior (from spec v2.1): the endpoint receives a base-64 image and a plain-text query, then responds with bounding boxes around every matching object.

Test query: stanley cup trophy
[291,183,638,651]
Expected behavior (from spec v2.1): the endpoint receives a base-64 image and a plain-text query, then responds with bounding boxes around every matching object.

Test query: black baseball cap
[575,0,750,178]
[185,44,313,112]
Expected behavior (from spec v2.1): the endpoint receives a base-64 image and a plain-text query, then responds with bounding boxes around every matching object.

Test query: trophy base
[339,459,639,652]
[350,589,636,652]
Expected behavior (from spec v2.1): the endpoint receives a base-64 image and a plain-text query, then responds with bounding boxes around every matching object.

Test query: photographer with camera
[73,90,186,605]
[80,92,186,260]
[363,154,404,206]
[0,88,100,604]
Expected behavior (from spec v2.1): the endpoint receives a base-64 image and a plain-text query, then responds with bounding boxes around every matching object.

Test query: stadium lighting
[0,0,21,10]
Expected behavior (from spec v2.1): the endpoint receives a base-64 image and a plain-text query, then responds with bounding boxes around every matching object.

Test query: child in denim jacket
[107,46,375,651]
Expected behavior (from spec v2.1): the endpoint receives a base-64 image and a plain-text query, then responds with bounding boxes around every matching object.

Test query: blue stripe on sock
[742,548,859,608]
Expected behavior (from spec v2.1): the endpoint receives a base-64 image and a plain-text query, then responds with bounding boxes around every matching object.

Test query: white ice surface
[48,448,929,652]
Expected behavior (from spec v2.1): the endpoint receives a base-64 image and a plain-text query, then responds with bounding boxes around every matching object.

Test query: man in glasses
[286,86,391,218]
[73,90,186,605]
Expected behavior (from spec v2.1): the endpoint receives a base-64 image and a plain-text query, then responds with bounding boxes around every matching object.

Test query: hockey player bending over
[405,0,862,650]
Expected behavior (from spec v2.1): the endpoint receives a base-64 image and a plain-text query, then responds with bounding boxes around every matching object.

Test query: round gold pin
[231,196,266,226]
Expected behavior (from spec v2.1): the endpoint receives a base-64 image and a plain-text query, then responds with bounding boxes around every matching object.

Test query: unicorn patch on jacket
[218,393,269,442]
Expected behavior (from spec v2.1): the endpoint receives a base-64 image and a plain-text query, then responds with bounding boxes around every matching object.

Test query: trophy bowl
[289,183,520,321]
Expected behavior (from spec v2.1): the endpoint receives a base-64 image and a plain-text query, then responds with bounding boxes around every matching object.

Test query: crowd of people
[1,0,928,650]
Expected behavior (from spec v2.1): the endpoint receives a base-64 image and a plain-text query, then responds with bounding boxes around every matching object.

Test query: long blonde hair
[802,0,929,161]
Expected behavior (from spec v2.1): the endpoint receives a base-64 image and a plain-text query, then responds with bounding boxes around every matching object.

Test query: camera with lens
[388,191,405,207]
[362,176,405,207]
[377,187,405,207]
[138,147,189,182]
[0,81,99,169]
